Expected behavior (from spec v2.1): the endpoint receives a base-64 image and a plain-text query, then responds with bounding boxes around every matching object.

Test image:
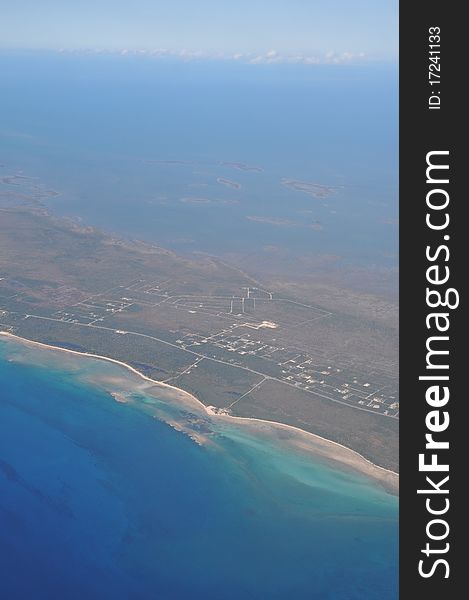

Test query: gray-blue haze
[1,52,398,271]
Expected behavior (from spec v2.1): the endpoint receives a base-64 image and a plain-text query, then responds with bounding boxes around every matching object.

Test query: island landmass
[0,201,398,472]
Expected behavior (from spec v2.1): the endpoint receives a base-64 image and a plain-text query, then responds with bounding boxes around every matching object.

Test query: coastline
[0,330,399,494]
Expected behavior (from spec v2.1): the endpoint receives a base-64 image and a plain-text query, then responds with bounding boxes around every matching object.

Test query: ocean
[0,337,398,599]
[0,52,398,275]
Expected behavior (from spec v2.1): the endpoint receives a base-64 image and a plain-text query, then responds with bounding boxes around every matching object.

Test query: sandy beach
[0,330,399,494]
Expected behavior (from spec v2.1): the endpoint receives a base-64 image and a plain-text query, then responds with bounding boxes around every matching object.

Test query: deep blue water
[0,52,398,269]
[0,339,398,599]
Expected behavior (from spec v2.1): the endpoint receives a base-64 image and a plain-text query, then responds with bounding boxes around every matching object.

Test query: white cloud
[57,47,368,66]
[248,49,366,65]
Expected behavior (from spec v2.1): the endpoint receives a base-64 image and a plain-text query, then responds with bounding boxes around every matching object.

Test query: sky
[0,0,398,63]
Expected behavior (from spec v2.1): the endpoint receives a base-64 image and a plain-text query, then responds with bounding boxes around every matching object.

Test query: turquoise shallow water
[0,338,398,599]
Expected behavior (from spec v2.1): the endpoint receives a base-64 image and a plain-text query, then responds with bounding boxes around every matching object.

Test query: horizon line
[0,46,398,66]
